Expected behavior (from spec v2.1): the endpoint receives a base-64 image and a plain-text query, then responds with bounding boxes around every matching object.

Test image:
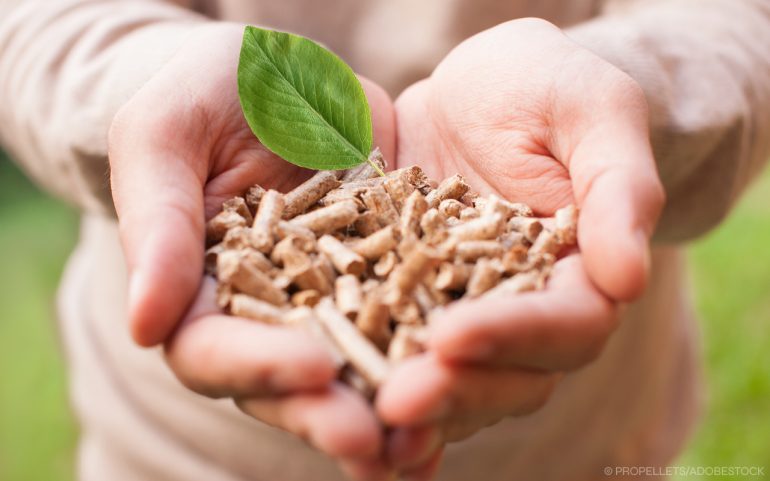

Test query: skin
[376,19,664,476]
[110,23,399,479]
[109,18,664,481]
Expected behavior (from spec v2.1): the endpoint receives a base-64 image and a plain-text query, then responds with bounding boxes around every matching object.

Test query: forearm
[0,0,206,214]
[568,0,770,241]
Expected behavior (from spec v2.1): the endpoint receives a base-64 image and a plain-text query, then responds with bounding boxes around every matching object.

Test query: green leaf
[237,26,373,171]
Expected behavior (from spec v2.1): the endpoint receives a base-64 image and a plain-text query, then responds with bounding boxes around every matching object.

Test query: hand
[108,24,399,479]
[377,17,665,451]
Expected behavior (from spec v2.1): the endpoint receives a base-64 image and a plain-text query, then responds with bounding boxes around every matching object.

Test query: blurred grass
[0,151,768,481]
[0,154,78,481]
[677,168,770,477]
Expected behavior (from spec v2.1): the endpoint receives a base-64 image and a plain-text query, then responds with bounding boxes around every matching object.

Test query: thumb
[566,118,665,302]
[109,100,208,347]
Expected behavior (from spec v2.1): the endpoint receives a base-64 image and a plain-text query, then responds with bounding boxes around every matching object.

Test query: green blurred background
[0,150,768,481]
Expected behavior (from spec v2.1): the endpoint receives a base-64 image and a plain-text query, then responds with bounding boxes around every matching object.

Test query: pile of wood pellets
[204,155,578,397]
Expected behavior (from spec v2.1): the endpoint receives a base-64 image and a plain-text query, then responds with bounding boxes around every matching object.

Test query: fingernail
[390,427,442,469]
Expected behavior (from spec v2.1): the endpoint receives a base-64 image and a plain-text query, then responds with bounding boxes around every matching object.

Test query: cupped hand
[109,24,395,347]
[108,23,399,480]
[165,277,394,480]
[378,17,665,451]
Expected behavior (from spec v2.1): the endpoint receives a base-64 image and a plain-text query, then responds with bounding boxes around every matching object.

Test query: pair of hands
[109,18,664,481]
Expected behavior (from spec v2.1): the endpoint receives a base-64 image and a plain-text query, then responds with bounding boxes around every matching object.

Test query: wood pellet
[204,165,579,397]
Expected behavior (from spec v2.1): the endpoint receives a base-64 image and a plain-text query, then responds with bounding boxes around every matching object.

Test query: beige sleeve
[567,0,770,241]
[0,0,206,215]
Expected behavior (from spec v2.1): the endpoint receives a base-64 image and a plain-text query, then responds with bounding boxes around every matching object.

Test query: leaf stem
[367,157,386,177]
[366,147,386,177]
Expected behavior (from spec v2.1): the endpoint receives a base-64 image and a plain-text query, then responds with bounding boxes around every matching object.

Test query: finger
[359,76,397,164]
[165,315,339,397]
[439,415,498,443]
[400,448,444,481]
[164,278,338,397]
[237,383,384,460]
[109,91,211,347]
[376,353,556,426]
[388,425,443,470]
[566,108,665,302]
[429,255,618,370]
[393,79,446,179]
[338,457,396,481]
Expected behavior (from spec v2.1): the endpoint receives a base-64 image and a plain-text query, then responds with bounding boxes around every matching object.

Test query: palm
[392,21,606,215]
[134,25,394,222]
[395,78,573,216]
[153,29,320,220]
[395,19,662,302]
[202,102,306,209]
